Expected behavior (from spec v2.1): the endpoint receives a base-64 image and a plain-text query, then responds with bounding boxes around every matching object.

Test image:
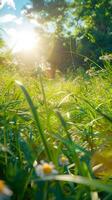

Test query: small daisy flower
[34,160,58,178]
[0,180,13,199]
[59,155,69,167]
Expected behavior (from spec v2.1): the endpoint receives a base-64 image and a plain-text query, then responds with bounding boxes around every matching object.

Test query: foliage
[0,33,13,69]
[0,1,112,199]
[24,0,112,70]
[72,0,112,66]
[1,63,112,199]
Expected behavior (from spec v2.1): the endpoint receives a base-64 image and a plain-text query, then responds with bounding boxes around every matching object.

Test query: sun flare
[12,30,37,53]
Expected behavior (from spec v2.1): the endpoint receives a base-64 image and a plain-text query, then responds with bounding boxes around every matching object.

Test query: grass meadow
[1,64,112,200]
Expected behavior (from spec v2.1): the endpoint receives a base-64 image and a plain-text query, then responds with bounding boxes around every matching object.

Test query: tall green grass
[0,65,112,200]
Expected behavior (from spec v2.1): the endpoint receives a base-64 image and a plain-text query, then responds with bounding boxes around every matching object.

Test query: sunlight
[12,30,37,53]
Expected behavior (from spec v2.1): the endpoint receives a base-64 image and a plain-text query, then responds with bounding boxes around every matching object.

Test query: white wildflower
[0,180,13,199]
[59,155,69,167]
[34,160,58,178]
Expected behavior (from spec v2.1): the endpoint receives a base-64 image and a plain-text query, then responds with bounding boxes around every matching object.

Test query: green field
[1,64,112,200]
[0,0,112,199]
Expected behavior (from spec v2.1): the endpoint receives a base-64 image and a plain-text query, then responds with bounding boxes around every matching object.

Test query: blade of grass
[15,80,52,161]
[56,111,72,142]
[56,111,83,175]
[82,98,112,123]
[54,175,112,194]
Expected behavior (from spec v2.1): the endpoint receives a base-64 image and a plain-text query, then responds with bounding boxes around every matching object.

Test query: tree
[0,35,12,69]
[24,0,112,71]
[23,0,77,73]
[72,0,112,66]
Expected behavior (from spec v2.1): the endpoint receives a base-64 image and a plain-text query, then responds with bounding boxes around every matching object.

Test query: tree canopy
[24,0,112,71]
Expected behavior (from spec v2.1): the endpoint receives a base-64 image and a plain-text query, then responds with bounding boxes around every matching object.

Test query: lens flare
[12,30,37,53]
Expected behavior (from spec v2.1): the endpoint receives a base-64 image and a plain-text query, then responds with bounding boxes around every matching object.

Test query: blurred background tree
[72,0,112,67]
[0,32,12,69]
[24,0,112,71]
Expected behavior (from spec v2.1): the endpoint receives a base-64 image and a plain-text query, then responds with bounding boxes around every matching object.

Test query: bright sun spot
[12,30,37,53]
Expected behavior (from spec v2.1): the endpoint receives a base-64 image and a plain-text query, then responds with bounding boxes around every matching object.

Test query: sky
[0,0,29,15]
[0,0,36,50]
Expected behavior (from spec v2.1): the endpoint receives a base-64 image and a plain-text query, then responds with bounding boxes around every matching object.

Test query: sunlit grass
[0,65,112,199]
